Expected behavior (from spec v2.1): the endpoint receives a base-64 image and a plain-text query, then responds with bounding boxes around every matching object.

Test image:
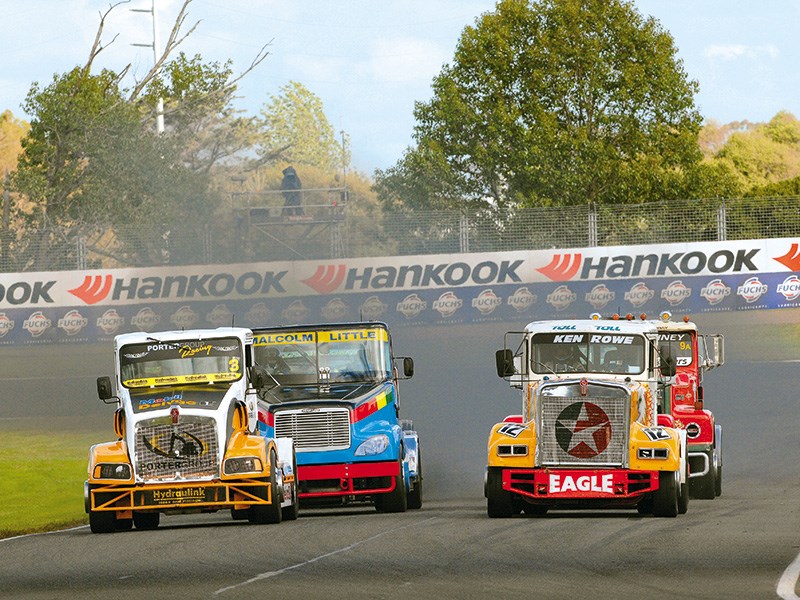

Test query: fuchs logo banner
[0,238,797,343]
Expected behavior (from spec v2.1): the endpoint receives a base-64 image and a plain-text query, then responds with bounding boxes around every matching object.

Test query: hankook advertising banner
[0,237,798,344]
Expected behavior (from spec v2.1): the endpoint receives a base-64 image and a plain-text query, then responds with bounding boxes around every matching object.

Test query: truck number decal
[642,427,671,441]
[498,423,525,438]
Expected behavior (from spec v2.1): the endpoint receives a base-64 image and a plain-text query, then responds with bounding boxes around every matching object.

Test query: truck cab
[654,312,724,499]
[251,322,421,512]
[85,327,298,533]
[488,317,688,517]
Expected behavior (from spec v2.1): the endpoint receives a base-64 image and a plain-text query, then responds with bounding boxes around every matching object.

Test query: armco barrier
[0,237,797,345]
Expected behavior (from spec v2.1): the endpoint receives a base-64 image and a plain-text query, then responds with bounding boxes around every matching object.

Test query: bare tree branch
[129,0,200,100]
[84,1,130,75]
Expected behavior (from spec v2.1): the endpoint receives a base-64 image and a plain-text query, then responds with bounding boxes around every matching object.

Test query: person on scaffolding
[281,165,304,217]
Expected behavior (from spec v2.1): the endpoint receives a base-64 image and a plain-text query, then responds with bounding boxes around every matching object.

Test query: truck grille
[538,386,628,468]
[134,416,219,482]
[274,408,351,451]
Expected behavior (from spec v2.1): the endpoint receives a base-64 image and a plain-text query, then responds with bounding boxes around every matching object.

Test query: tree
[258,81,346,173]
[0,111,29,175]
[374,0,704,212]
[9,0,269,270]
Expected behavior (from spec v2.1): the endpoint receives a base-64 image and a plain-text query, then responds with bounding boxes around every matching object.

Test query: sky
[2,0,799,174]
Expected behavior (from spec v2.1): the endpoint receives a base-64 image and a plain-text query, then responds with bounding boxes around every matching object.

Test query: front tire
[652,470,679,518]
[375,471,407,513]
[89,509,116,534]
[281,449,299,521]
[133,511,160,530]
[486,467,514,518]
[691,450,717,499]
[249,450,283,524]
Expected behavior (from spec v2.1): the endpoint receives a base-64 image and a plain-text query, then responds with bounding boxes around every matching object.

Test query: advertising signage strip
[0,271,798,345]
[0,238,797,344]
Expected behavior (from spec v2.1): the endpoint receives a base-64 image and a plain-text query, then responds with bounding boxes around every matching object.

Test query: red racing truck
[654,312,724,499]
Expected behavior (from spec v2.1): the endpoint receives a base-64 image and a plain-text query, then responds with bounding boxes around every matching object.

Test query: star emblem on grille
[554,401,612,458]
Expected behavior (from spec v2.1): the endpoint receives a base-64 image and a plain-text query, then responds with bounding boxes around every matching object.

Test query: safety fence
[1,195,798,272]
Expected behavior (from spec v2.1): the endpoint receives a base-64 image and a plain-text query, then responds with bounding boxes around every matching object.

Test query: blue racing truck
[250,321,421,512]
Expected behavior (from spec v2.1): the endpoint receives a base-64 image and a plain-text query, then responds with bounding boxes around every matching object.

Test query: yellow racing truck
[85,327,299,532]
[488,317,688,517]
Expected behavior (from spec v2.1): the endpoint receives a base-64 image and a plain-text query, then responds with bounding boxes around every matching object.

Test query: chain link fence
[2,196,799,272]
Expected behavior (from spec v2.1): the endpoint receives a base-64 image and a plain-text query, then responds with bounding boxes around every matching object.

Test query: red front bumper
[504,468,659,499]
[297,461,400,498]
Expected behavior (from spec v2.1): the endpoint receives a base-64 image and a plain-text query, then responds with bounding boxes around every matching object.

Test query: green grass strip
[0,430,108,538]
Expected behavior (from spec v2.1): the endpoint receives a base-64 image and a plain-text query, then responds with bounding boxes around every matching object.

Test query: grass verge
[0,430,108,538]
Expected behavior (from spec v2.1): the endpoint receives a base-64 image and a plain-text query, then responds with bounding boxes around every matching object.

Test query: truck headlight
[93,463,132,480]
[224,456,263,475]
[638,448,669,460]
[355,435,390,456]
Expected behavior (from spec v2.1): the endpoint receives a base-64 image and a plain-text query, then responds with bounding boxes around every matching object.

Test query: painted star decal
[555,402,612,458]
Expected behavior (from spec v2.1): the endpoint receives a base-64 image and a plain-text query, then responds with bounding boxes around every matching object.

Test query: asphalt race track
[1,309,798,599]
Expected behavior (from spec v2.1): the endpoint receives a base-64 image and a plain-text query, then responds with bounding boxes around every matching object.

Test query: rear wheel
[715,466,722,497]
[133,511,160,530]
[486,467,514,518]
[652,470,679,518]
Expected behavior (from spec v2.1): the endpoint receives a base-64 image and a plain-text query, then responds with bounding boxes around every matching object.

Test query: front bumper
[85,479,273,513]
[503,468,659,500]
[297,461,400,498]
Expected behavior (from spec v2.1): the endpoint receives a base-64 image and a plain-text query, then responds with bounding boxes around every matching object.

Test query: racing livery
[654,312,724,498]
[488,317,688,517]
[251,322,421,512]
[85,327,298,533]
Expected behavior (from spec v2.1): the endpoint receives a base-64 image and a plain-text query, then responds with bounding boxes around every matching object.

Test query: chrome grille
[274,408,351,451]
[134,416,219,481]
[538,388,628,467]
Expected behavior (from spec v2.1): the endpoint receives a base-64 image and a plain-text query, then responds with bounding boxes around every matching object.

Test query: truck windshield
[119,337,243,388]
[531,332,646,375]
[253,327,391,388]
[658,332,693,367]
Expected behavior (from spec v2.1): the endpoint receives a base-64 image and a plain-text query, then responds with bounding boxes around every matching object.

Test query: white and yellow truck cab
[85,327,298,533]
[488,316,688,517]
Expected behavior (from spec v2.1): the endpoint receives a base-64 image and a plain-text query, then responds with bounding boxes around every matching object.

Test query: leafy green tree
[9,0,268,270]
[258,81,347,173]
[375,0,704,212]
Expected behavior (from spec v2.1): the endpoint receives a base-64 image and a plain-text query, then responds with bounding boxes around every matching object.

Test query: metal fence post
[588,203,598,247]
[717,198,727,241]
[459,212,470,253]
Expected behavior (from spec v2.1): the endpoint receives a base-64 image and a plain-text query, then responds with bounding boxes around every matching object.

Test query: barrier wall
[1,237,798,345]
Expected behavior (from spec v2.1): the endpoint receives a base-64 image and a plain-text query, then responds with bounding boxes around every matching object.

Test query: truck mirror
[247,365,267,389]
[96,376,114,403]
[496,349,515,377]
[660,354,676,377]
[403,357,414,378]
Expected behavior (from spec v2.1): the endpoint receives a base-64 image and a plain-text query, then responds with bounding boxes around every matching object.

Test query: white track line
[777,550,800,600]
[0,525,88,542]
[214,517,437,595]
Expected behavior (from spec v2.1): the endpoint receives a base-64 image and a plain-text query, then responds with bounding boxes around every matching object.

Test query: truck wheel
[691,450,716,499]
[678,460,690,515]
[281,450,299,521]
[376,472,407,513]
[636,497,653,515]
[89,509,117,534]
[486,467,514,518]
[652,470,679,518]
[407,452,423,510]
[249,451,282,524]
[133,511,160,530]
[715,466,722,497]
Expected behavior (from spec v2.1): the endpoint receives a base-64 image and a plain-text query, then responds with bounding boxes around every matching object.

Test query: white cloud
[704,44,779,61]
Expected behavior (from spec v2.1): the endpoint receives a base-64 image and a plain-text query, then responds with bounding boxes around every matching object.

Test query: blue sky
[2,1,799,174]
